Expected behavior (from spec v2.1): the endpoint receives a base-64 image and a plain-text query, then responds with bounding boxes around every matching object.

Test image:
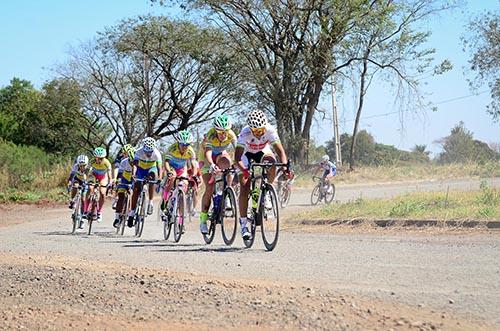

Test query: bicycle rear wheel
[261,184,280,251]
[203,213,216,244]
[87,199,97,235]
[119,195,129,235]
[186,190,193,223]
[310,185,321,205]
[173,190,186,243]
[243,196,256,248]
[221,187,238,245]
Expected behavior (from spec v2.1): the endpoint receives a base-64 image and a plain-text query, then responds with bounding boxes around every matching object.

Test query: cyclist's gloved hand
[209,163,219,174]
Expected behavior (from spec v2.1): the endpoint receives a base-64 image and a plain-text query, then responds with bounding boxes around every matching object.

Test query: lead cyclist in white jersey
[234,110,290,240]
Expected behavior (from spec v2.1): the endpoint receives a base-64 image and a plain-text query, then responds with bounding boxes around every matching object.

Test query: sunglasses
[180,143,191,147]
[251,127,266,136]
[215,129,228,135]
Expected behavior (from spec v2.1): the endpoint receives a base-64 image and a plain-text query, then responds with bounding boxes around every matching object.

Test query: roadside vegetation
[298,181,499,222]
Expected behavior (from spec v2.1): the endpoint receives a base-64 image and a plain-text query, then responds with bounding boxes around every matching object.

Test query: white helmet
[76,154,89,166]
[322,155,330,162]
[142,137,156,152]
[247,110,268,129]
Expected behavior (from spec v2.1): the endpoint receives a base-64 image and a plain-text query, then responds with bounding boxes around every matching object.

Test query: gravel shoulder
[1,253,497,331]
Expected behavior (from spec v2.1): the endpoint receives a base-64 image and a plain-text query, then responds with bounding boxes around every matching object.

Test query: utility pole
[331,77,342,165]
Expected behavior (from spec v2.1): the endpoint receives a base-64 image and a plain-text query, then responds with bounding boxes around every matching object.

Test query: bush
[0,139,70,191]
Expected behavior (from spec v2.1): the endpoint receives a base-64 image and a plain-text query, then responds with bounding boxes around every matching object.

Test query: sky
[0,0,498,158]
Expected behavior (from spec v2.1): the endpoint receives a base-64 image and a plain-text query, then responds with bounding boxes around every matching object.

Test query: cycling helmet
[127,146,136,162]
[247,110,268,129]
[93,147,106,158]
[322,155,330,162]
[175,130,194,145]
[76,154,89,166]
[142,137,156,152]
[122,144,133,154]
[213,114,232,131]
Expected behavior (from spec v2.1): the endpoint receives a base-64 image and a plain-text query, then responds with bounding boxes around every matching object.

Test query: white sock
[129,210,135,217]
[115,213,120,220]
[239,217,248,226]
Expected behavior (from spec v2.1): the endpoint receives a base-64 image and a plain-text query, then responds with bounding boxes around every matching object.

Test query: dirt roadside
[1,253,496,331]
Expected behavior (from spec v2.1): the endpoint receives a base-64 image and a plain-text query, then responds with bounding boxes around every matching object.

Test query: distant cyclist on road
[113,146,136,228]
[85,147,113,222]
[128,137,163,227]
[67,154,90,210]
[314,154,336,192]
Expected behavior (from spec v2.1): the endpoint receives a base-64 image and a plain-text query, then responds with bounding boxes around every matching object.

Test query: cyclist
[161,130,198,226]
[111,144,133,209]
[234,110,289,240]
[67,154,90,210]
[113,146,136,228]
[85,147,113,222]
[128,137,163,227]
[314,154,336,192]
[199,114,237,234]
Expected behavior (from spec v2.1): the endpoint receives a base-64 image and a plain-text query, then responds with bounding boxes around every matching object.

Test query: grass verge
[298,181,499,222]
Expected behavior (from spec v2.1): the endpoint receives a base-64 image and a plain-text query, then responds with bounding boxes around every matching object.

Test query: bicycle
[311,176,335,205]
[276,174,294,208]
[69,180,87,234]
[185,176,199,223]
[203,168,238,245]
[86,182,105,235]
[133,177,160,238]
[159,176,188,243]
[115,184,132,235]
[243,161,290,251]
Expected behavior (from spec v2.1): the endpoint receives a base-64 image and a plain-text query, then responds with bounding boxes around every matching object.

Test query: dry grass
[293,161,500,188]
[297,182,499,222]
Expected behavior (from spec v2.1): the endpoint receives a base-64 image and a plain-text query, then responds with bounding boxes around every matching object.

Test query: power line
[341,90,489,123]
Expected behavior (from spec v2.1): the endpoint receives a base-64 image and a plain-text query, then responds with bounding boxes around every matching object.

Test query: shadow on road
[155,246,246,253]
[35,231,116,238]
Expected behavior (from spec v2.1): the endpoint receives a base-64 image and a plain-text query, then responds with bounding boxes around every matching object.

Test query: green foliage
[463,11,500,121]
[325,130,430,166]
[437,121,499,163]
[0,139,69,191]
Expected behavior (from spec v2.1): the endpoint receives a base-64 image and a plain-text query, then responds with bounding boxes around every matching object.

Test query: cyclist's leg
[261,148,278,183]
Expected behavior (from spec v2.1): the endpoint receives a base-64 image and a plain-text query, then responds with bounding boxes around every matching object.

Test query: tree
[164,0,383,165]
[60,16,245,146]
[0,78,41,145]
[337,0,452,170]
[436,121,499,163]
[463,10,500,121]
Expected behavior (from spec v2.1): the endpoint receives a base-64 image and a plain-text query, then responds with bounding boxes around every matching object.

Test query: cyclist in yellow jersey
[162,130,198,209]
[198,114,237,234]
[85,147,113,223]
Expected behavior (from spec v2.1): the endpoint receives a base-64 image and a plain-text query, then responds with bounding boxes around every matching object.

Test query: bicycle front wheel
[221,187,238,245]
[261,184,280,251]
[173,190,186,243]
[135,195,146,237]
[324,183,335,204]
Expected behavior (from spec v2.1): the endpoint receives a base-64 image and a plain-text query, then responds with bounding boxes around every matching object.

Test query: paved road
[1,177,499,326]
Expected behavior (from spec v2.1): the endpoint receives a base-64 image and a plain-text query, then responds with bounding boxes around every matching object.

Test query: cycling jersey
[113,152,124,167]
[319,160,337,177]
[165,142,196,170]
[134,147,162,170]
[237,125,280,153]
[118,159,133,182]
[90,158,112,180]
[69,163,91,181]
[204,128,237,155]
